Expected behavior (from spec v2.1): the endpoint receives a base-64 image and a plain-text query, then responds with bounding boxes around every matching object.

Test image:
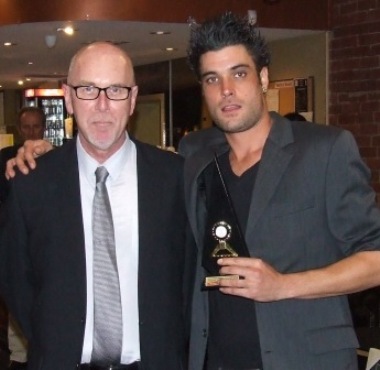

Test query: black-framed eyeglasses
[69,85,134,100]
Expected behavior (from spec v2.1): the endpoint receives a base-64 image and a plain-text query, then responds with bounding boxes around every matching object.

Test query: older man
[0,42,189,370]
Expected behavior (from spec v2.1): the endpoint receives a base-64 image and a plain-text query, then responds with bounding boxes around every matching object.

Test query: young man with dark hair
[180,12,380,370]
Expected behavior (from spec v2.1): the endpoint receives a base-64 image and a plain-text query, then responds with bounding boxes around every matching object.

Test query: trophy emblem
[211,221,238,258]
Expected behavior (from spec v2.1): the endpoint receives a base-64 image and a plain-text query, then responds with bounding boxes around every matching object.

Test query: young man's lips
[221,104,240,112]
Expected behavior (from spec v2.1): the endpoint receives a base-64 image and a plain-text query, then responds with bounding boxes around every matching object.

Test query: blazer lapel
[184,142,229,246]
[245,114,295,252]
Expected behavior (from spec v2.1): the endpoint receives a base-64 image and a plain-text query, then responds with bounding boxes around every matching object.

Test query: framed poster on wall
[128,93,166,148]
[267,77,314,121]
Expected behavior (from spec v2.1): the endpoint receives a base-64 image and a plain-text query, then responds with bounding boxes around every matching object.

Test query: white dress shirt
[77,133,140,364]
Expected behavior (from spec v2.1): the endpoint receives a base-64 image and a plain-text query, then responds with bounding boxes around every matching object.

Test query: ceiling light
[63,26,74,35]
[57,26,75,35]
[165,47,176,52]
[18,80,24,86]
[28,62,33,65]
[150,31,170,35]
[4,42,15,46]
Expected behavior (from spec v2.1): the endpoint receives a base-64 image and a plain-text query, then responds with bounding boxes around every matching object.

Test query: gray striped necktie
[91,166,122,365]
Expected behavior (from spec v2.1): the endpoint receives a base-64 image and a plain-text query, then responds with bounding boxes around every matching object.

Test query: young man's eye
[204,76,218,85]
[235,71,247,78]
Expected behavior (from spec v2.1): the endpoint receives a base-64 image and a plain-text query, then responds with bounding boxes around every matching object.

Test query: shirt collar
[77,132,133,185]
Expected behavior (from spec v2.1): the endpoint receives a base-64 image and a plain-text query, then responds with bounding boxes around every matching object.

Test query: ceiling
[0,20,322,90]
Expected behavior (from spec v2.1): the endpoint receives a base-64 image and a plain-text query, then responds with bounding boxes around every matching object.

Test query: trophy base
[204,274,240,288]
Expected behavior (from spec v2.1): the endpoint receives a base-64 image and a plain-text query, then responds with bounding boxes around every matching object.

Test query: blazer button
[202,329,207,338]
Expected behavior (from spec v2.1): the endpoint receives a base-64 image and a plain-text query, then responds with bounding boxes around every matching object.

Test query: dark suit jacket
[179,112,380,370]
[0,138,189,370]
[0,144,21,205]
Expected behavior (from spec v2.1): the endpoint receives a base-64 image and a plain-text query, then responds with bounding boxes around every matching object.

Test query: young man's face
[199,44,269,134]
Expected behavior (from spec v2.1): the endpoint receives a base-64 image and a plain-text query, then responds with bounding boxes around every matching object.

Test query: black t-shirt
[206,151,263,370]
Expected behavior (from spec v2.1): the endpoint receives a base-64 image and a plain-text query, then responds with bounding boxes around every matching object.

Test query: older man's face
[63,43,138,162]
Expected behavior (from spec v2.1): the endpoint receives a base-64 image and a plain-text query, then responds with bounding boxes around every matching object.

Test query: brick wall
[329,0,380,202]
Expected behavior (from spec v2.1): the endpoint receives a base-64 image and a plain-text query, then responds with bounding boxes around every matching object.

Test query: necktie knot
[95,166,109,184]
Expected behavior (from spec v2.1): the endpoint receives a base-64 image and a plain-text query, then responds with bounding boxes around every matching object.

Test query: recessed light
[57,26,75,35]
[4,42,16,47]
[165,47,177,52]
[28,62,33,65]
[26,78,31,81]
[18,80,24,86]
[150,31,170,35]
[63,26,74,35]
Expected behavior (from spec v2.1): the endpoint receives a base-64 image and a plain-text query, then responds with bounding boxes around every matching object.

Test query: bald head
[67,42,135,86]
[62,41,139,162]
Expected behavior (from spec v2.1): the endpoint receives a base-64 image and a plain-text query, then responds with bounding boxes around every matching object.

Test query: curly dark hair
[187,12,271,80]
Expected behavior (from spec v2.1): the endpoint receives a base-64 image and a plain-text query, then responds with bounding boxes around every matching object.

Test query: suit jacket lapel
[40,140,87,314]
[245,114,295,252]
[135,142,153,277]
[184,142,229,246]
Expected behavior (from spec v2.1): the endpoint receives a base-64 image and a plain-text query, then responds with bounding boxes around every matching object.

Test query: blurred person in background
[0,106,45,370]
[0,106,45,205]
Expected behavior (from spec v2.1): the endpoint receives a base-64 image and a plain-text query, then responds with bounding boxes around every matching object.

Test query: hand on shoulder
[6,139,54,179]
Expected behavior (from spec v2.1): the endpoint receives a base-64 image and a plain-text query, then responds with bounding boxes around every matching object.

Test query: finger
[219,284,250,299]
[14,152,30,175]
[5,158,16,179]
[218,257,255,267]
[219,265,250,277]
[24,150,37,170]
[218,275,244,288]
[21,141,38,169]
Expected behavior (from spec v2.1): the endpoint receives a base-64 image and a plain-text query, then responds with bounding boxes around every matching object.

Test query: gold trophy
[202,155,250,288]
[204,221,240,287]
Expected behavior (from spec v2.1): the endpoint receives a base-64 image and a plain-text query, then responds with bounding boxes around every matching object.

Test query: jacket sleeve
[325,129,380,255]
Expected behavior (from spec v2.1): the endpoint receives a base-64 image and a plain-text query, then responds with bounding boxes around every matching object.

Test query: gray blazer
[179,112,380,370]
